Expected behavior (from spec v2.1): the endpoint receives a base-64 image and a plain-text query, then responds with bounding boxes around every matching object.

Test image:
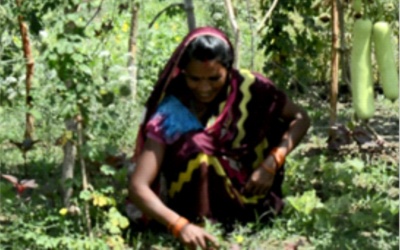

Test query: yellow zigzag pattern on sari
[169,153,265,204]
[206,85,231,128]
[232,69,254,148]
[252,138,269,169]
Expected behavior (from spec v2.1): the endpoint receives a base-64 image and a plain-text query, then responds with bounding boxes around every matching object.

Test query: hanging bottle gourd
[352,0,362,13]
[350,19,375,119]
[372,21,399,101]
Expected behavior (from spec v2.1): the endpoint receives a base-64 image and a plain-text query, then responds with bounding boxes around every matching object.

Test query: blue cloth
[151,95,203,143]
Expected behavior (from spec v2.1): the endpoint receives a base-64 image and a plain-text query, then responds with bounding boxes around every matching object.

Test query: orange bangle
[261,161,276,175]
[270,147,285,168]
[168,216,190,238]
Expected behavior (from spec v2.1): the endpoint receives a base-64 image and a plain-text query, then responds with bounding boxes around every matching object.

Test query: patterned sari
[131,27,288,226]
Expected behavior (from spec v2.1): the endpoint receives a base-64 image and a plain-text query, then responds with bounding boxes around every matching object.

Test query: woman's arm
[129,138,180,227]
[275,97,311,156]
[129,138,218,249]
[245,97,310,195]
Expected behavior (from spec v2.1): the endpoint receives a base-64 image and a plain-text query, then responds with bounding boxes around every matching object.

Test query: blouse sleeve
[145,95,203,145]
[251,72,287,120]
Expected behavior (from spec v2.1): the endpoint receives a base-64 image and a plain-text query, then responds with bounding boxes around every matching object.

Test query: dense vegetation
[0,0,398,249]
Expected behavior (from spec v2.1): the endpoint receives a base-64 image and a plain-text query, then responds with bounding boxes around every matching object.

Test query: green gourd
[350,19,375,119]
[353,0,362,13]
[372,21,399,101]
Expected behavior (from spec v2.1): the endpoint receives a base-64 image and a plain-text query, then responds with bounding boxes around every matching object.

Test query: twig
[148,3,184,29]
[76,115,92,239]
[256,0,279,34]
[364,121,384,143]
[128,2,140,99]
[245,0,255,70]
[15,0,35,140]
[84,0,104,30]
[0,58,25,65]
[224,0,240,68]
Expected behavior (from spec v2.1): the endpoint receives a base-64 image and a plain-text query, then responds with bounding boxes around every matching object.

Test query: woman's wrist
[270,147,286,169]
[168,216,190,238]
[260,156,277,175]
[260,147,286,175]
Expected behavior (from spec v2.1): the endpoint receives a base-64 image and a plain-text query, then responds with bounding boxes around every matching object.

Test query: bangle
[261,161,276,175]
[168,216,190,238]
[270,147,285,169]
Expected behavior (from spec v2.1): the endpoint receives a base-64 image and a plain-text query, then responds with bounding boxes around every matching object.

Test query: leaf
[345,158,365,172]
[100,165,116,176]
[92,193,108,207]
[286,190,324,215]
[79,190,92,201]
[29,109,42,120]
[78,64,92,76]
[118,215,129,229]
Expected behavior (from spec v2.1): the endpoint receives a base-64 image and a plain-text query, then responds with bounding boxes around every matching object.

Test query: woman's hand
[244,155,276,195]
[179,224,219,250]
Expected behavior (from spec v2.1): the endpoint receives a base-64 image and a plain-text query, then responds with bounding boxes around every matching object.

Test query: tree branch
[15,0,35,140]
[76,115,92,239]
[256,0,279,34]
[224,0,240,68]
[245,0,255,70]
[84,0,104,30]
[148,3,184,29]
[128,2,140,99]
[329,0,340,131]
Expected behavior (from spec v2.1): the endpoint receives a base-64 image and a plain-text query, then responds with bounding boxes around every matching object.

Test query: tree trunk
[224,0,240,68]
[61,119,77,206]
[329,0,340,131]
[184,0,196,31]
[337,0,350,88]
[128,2,140,99]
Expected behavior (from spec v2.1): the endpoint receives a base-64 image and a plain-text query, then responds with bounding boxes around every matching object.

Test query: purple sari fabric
[131,27,288,225]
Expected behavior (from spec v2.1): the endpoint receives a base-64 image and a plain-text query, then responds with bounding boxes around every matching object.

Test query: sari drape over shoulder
[131,27,288,225]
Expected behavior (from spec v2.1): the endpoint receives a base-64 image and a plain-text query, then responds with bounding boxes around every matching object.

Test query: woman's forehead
[184,59,226,76]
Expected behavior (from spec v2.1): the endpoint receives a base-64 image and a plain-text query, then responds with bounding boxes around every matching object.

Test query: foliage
[0,0,398,249]
[258,0,399,93]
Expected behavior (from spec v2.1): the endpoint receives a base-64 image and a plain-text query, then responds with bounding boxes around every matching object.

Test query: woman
[128,27,310,249]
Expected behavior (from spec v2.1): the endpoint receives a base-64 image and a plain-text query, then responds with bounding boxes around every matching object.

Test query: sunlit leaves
[286,190,324,215]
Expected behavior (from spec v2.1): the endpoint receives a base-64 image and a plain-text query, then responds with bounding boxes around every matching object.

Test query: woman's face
[183,59,228,103]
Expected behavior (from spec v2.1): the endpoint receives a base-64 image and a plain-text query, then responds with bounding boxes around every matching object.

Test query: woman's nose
[196,81,212,91]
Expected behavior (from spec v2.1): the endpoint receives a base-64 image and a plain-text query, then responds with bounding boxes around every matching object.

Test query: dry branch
[148,3,184,29]
[128,2,140,99]
[224,0,240,68]
[245,0,255,70]
[329,0,340,131]
[16,0,35,140]
[61,119,77,206]
[256,0,279,34]
[76,115,92,238]
[84,0,104,29]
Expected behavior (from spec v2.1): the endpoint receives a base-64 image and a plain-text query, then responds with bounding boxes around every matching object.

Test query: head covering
[132,27,235,162]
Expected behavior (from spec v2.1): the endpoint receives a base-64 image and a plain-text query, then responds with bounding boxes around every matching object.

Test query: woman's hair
[178,35,234,70]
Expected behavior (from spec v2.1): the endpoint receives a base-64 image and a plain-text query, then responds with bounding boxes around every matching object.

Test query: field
[0,0,398,249]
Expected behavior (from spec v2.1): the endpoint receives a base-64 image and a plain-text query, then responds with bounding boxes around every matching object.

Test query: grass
[0,1,398,249]
[2,95,397,250]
